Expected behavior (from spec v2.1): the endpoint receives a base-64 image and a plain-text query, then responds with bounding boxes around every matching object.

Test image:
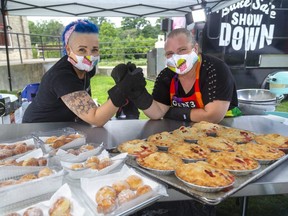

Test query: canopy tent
[1,0,240,91]
[2,0,239,17]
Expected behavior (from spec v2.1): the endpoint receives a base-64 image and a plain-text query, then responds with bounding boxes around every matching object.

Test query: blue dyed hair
[61,19,99,55]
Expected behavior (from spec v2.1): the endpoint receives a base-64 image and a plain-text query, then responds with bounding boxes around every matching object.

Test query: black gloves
[164,107,191,122]
[108,63,150,108]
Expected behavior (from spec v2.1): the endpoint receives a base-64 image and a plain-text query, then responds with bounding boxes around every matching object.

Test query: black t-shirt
[152,54,238,109]
[22,55,95,123]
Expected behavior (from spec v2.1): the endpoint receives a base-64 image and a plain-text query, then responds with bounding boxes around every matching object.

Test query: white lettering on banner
[219,23,274,50]
[219,0,276,51]
[231,12,263,26]
[221,0,276,19]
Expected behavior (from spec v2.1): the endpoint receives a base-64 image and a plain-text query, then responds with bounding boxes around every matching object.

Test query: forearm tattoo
[62,91,97,115]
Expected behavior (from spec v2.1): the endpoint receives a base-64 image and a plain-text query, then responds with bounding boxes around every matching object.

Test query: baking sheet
[126,153,288,205]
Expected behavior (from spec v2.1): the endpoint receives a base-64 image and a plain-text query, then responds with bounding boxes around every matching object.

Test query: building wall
[0,16,32,61]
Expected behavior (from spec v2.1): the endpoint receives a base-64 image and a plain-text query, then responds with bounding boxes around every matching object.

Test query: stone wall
[0,60,57,91]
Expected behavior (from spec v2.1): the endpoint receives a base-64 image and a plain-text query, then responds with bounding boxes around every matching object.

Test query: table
[1,116,288,215]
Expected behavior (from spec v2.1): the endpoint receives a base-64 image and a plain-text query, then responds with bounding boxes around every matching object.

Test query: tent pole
[1,0,12,91]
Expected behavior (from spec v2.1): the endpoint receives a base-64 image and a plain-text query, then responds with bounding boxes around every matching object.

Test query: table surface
[1,116,288,199]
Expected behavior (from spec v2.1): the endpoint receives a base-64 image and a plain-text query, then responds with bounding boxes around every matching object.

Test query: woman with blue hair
[22,19,146,126]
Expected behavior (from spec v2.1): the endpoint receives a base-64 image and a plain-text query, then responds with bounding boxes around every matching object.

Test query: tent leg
[1,0,13,91]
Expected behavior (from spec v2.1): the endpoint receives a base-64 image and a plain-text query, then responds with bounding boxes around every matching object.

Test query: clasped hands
[108,62,153,110]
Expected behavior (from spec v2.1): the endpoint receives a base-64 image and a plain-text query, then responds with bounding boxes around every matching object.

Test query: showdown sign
[218,0,277,51]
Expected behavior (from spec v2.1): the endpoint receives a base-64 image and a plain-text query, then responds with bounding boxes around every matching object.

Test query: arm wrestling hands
[108,62,153,110]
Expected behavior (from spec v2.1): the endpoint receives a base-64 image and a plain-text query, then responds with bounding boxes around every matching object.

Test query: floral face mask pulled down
[68,51,99,72]
[166,51,199,75]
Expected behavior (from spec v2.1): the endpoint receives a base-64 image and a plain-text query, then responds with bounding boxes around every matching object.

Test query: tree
[121,17,149,30]
[28,20,64,44]
[141,23,162,38]
[88,17,109,28]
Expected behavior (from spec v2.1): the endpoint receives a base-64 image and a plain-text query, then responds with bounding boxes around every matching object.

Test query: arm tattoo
[62,91,97,115]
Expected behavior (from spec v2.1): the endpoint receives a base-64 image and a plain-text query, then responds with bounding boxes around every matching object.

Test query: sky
[27,16,158,27]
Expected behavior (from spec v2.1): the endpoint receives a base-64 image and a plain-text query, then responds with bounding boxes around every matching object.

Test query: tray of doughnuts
[81,164,168,215]
[0,148,50,180]
[55,142,104,163]
[3,183,85,216]
[61,150,128,179]
[32,127,86,153]
[0,166,64,208]
[0,137,36,162]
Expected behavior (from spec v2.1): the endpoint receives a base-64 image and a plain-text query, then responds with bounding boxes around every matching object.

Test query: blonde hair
[167,28,197,46]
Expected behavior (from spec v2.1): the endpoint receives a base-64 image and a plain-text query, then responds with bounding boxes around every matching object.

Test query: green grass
[275,99,288,112]
[90,74,154,119]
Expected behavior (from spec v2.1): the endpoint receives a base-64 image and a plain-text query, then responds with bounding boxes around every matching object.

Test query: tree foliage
[28,20,64,45]
[28,17,164,61]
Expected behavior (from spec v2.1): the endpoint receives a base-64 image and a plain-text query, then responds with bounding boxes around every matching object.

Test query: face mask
[166,50,199,75]
[68,51,99,72]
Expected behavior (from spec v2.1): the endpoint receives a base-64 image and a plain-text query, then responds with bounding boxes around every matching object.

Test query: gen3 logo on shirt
[171,100,196,108]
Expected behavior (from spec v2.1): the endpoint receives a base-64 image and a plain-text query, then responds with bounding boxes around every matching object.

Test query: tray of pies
[117,139,158,158]
[206,151,261,176]
[146,131,182,151]
[61,150,127,179]
[136,152,184,175]
[235,143,285,165]
[254,133,288,153]
[2,183,85,216]
[80,165,168,216]
[0,137,36,162]
[0,166,64,208]
[168,143,211,163]
[56,142,104,163]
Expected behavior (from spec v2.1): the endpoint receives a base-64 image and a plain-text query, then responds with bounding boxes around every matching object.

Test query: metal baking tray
[126,154,288,205]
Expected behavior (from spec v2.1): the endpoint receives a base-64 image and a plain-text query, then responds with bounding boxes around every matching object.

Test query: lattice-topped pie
[254,133,288,149]
[168,143,211,161]
[117,139,158,158]
[172,126,207,141]
[146,131,182,149]
[197,136,237,152]
[175,161,235,188]
[207,151,259,171]
[235,143,285,161]
[216,127,255,143]
[137,152,183,171]
[192,121,223,135]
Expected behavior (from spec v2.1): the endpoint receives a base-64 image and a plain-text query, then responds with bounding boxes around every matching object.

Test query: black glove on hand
[109,63,130,107]
[164,107,191,122]
[126,67,153,110]
[108,63,145,107]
